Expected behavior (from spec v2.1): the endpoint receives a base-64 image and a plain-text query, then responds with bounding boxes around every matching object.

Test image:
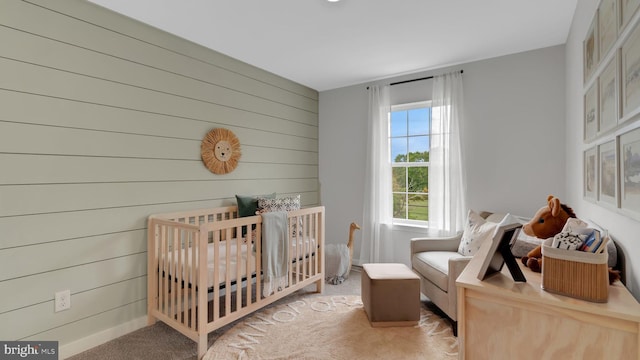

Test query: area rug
[204,295,458,360]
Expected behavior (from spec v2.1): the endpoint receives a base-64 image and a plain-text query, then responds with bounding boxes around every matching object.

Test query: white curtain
[361,85,391,264]
[429,72,467,233]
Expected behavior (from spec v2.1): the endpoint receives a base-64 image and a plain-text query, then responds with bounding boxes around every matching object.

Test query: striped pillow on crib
[257,195,301,213]
[258,195,303,237]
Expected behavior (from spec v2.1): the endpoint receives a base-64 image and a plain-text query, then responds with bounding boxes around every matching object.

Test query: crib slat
[165,225,170,314]
[169,228,176,319]
[212,229,220,322]
[310,213,314,276]
[168,227,173,318]
[295,215,299,283]
[288,219,294,286]
[149,221,159,320]
[179,230,185,326]
[304,215,308,278]
[309,214,314,276]
[174,228,179,319]
[179,228,186,323]
[308,213,313,277]
[196,225,208,355]
[317,212,321,275]
[317,210,323,280]
[302,214,308,280]
[225,227,232,315]
[235,227,242,312]
[245,226,253,307]
[190,230,197,329]
[296,215,302,282]
[158,225,163,314]
[308,214,313,277]
[307,215,312,276]
[255,220,262,300]
[161,225,168,317]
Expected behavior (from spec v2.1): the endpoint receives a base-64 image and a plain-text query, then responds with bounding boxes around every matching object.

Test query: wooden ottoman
[361,263,420,327]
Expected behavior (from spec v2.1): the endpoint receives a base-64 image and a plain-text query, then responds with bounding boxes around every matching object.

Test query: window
[390,101,430,226]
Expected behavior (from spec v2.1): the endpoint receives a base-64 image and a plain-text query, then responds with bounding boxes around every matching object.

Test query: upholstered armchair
[410,212,505,335]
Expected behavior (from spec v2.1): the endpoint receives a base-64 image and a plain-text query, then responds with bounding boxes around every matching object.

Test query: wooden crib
[147,205,325,359]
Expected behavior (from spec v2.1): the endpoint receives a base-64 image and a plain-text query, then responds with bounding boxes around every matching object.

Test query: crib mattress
[162,237,317,289]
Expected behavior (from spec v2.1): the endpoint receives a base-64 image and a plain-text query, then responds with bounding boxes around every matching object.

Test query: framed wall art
[620,0,640,32]
[584,146,598,201]
[620,127,640,219]
[599,0,617,59]
[584,13,599,83]
[598,140,618,207]
[599,54,618,134]
[585,82,598,141]
[622,21,640,121]
[582,0,640,221]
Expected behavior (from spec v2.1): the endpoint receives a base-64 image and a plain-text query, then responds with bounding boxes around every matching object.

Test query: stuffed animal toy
[521,195,621,284]
[521,195,577,273]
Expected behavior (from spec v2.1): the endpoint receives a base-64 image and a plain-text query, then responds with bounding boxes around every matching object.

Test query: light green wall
[0,0,318,350]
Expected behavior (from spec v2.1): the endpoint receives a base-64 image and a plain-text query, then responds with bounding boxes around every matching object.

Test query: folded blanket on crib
[261,211,289,297]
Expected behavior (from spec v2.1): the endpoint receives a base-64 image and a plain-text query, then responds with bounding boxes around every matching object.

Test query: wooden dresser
[456,241,640,360]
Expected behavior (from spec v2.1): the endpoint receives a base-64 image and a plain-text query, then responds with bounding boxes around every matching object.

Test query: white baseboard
[59,316,147,359]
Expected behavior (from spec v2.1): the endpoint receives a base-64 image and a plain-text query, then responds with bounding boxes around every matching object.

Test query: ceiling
[87,0,578,92]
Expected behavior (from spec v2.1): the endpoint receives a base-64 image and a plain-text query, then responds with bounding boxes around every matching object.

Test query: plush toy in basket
[520,195,620,285]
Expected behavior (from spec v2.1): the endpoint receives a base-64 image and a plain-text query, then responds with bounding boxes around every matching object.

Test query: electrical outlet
[54,290,71,312]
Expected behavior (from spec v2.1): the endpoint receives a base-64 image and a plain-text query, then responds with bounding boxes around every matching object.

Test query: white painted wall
[566,0,640,298]
[320,45,566,268]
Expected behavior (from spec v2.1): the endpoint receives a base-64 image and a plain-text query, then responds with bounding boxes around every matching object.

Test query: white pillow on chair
[458,211,519,256]
[458,210,498,256]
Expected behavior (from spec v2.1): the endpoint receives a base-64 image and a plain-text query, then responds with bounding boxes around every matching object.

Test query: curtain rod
[366,69,463,89]
[390,69,464,86]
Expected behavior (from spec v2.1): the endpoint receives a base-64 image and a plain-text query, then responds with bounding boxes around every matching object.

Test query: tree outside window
[390,102,430,225]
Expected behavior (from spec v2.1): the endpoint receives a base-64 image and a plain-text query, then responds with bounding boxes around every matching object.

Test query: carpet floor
[67,267,454,360]
[205,294,458,360]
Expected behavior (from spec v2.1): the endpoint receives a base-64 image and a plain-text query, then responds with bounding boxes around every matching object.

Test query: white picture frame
[584,13,599,84]
[599,0,617,59]
[475,224,525,282]
[598,140,618,207]
[620,0,640,33]
[585,82,599,141]
[620,127,640,218]
[599,54,619,134]
[621,21,640,121]
[584,146,598,201]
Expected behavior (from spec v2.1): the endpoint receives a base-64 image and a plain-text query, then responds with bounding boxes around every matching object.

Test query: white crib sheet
[163,237,317,289]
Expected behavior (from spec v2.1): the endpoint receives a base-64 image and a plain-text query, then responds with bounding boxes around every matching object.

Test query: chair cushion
[412,251,467,292]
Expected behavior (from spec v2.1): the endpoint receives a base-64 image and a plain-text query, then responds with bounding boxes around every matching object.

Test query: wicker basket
[541,238,609,303]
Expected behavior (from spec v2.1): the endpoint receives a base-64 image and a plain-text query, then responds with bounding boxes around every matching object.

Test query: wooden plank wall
[0,0,319,352]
